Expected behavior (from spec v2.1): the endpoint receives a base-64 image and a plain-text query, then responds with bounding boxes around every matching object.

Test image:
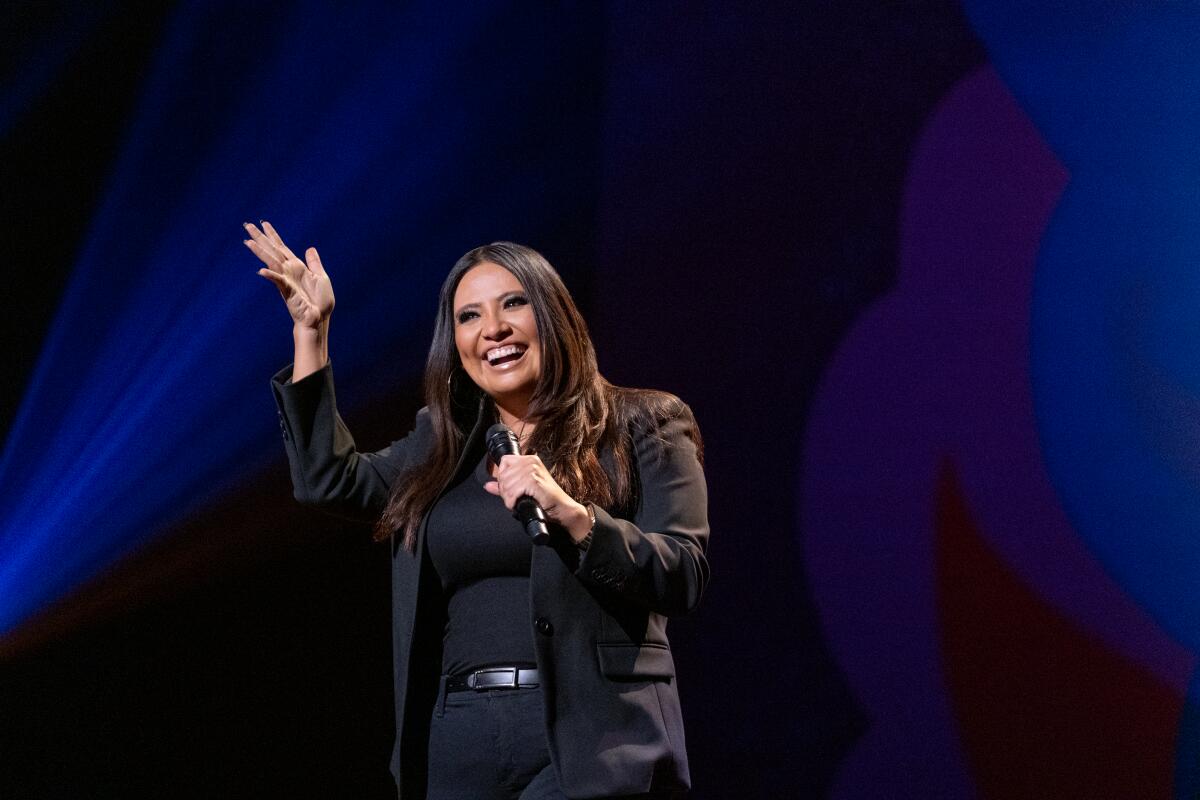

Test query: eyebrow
[454,291,526,316]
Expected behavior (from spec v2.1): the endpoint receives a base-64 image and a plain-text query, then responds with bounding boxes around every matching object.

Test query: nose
[482,311,512,341]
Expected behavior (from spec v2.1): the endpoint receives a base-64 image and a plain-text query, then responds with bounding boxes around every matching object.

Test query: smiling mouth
[485,344,527,366]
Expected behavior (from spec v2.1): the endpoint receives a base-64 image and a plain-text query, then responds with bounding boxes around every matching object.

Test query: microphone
[485,423,550,545]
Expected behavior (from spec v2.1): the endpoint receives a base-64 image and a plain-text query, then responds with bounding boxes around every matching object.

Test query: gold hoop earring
[447,367,477,407]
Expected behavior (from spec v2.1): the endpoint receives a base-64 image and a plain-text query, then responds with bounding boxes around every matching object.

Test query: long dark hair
[375,242,698,550]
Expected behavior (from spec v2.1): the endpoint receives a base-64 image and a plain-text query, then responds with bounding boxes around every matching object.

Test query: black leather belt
[445,666,541,693]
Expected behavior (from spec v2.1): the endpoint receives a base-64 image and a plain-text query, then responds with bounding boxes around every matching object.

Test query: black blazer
[271,364,710,798]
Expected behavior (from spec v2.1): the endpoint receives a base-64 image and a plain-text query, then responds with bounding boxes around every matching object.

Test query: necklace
[494,406,532,445]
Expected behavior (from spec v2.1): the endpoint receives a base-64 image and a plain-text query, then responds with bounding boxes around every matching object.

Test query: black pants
[426,677,680,800]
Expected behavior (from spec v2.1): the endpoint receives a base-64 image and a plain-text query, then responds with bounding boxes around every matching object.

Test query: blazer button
[534,617,553,636]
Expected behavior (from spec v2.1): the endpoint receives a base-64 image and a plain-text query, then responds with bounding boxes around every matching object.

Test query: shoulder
[610,387,703,465]
[409,406,436,450]
[615,388,696,431]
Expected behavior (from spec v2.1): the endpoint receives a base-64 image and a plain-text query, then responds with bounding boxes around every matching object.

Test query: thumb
[483,480,500,496]
[306,246,326,276]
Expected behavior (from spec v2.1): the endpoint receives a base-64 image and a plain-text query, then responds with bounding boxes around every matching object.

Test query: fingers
[243,221,307,274]
[247,221,327,328]
[487,470,518,510]
[245,242,288,279]
[490,455,556,512]
[260,219,285,248]
[257,267,297,298]
[243,221,274,252]
[489,458,525,510]
[257,267,287,289]
[261,220,300,263]
[243,229,284,271]
[245,223,312,302]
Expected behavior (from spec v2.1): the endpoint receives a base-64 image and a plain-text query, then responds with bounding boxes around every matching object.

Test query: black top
[424,455,535,675]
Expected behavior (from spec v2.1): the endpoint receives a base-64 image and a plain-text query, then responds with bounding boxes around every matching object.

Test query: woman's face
[452,262,542,416]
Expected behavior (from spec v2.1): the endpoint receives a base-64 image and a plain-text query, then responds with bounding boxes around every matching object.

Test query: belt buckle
[470,667,518,691]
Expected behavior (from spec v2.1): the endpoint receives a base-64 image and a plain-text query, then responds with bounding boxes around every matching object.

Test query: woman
[244,222,709,799]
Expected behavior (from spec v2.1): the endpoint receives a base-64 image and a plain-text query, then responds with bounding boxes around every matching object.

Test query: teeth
[486,345,525,364]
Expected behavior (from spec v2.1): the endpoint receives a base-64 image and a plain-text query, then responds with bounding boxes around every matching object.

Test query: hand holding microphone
[485,423,551,545]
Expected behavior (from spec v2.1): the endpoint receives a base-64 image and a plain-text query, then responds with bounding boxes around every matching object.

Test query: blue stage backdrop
[0,0,604,634]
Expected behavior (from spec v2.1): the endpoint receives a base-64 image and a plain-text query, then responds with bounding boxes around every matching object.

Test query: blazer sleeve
[574,400,710,617]
[270,362,431,521]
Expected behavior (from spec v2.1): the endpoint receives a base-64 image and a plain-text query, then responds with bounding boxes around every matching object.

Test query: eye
[456,309,479,324]
[504,295,528,309]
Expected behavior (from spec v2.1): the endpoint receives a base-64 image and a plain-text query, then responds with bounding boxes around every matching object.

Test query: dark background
[0,2,987,796]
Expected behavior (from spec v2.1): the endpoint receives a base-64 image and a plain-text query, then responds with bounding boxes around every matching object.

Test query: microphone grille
[485,423,520,457]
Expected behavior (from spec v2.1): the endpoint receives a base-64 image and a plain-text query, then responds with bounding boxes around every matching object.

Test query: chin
[484,378,536,405]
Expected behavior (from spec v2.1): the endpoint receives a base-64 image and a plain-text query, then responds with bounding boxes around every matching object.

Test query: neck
[495,402,534,436]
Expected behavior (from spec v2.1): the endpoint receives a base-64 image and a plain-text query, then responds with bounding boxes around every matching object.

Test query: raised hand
[245,220,333,380]
[244,220,334,331]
